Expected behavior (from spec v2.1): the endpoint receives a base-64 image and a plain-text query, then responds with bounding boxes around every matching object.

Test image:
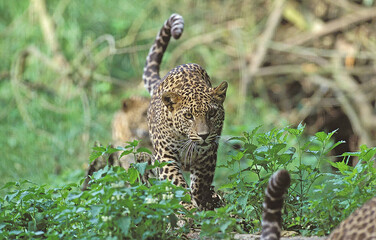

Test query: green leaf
[168,213,178,228]
[93,146,106,152]
[127,140,139,147]
[28,219,37,232]
[315,132,328,142]
[116,216,131,236]
[362,147,376,161]
[270,143,286,154]
[134,162,148,176]
[237,195,248,208]
[244,143,257,154]
[120,149,133,158]
[287,128,300,136]
[137,147,152,154]
[106,147,120,155]
[34,231,44,236]
[218,182,237,190]
[90,205,102,217]
[328,140,346,152]
[219,220,233,233]
[1,181,18,190]
[127,168,139,184]
[89,151,103,163]
[327,129,338,139]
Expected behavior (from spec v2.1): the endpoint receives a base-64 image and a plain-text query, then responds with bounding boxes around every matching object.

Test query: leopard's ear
[122,98,135,112]
[213,81,228,104]
[122,99,130,112]
[162,92,181,112]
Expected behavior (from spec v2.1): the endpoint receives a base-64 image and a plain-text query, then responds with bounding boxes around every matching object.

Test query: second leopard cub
[144,14,228,210]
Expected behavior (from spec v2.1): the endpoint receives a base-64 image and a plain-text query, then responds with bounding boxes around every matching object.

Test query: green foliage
[308,145,376,235]
[1,127,375,238]
[219,124,376,236]
[0,144,190,239]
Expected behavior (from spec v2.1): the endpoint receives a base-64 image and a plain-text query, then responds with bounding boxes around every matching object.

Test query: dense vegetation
[1,126,376,238]
[1,0,376,238]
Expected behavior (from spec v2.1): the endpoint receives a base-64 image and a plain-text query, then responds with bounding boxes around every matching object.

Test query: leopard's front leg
[155,151,198,211]
[158,157,188,189]
[190,152,223,210]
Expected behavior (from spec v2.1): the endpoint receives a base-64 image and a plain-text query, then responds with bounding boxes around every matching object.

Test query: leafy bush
[1,127,375,238]
[219,124,376,236]
[0,143,190,239]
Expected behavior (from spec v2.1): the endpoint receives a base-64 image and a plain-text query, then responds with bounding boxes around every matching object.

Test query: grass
[1,0,282,188]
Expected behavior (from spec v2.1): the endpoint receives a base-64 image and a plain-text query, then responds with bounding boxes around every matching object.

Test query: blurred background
[1,0,376,187]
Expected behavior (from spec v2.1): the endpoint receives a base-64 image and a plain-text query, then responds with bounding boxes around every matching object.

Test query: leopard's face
[112,96,151,149]
[173,98,224,147]
[160,79,228,148]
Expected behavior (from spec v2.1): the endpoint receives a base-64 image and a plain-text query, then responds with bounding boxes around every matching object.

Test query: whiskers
[179,139,198,170]
[208,135,220,144]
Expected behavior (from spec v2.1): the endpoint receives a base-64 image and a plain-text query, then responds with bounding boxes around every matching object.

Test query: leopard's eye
[208,109,216,118]
[184,112,193,120]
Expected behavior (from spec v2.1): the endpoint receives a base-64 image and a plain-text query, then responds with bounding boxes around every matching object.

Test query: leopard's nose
[198,133,209,140]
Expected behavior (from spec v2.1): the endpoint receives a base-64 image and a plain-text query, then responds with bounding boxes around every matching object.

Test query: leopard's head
[161,81,228,147]
[112,96,151,148]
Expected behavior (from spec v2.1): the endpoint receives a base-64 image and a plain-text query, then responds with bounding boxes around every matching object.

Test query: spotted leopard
[143,13,227,210]
[81,97,153,191]
[261,169,376,240]
[111,96,151,170]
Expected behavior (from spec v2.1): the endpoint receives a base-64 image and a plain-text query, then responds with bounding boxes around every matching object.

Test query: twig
[245,0,286,81]
[270,41,376,60]
[21,46,70,75]
[253,64,376,77]
[166,28,227,68]
[240,0,286,118]
[31,0,68,68]
[287,86,329,123]
[307,75,373,146]
[167,18,245,67]
[79,89,91,160]
[325,0,363,11]
[285,6,376,45]
[332,54,376,130]
[73,34,116,68]
[116,2,157,48]
[92,72,128,86]
[10,51,35,129]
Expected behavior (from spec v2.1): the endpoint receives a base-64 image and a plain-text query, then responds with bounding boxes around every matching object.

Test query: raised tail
[261,169,291,240]
[142,13,184,95]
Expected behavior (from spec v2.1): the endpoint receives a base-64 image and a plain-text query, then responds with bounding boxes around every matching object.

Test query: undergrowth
[1,125,376,239]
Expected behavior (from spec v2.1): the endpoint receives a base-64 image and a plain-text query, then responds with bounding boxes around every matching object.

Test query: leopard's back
[328,197,376,240]
[143,14,184,95]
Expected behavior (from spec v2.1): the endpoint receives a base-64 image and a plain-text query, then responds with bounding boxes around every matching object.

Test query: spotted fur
[261,169,291,240]
[143,13,184,95]
[328,197,376,240]
[144,14,227,210]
